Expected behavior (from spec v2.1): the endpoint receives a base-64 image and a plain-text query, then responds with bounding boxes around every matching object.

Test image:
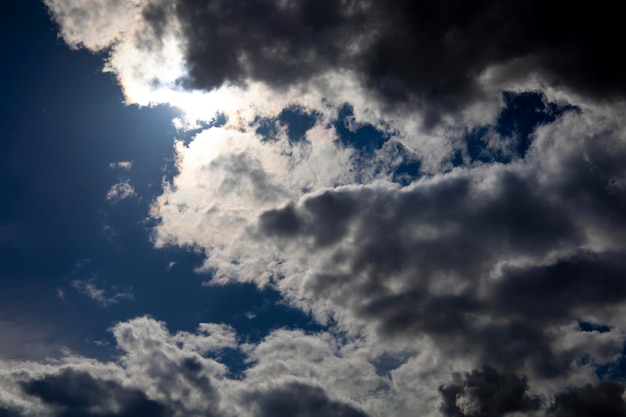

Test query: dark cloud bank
[146,0,624,123]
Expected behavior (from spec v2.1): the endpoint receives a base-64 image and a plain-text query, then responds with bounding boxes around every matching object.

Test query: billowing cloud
[145,101,626,414]
[2,316,625,417]
[248,108,626,375]
[46,0,626,126]
[439,366,540,417]
[0,317,376,417]
[37,0,626,416]
[551,381,626,417]
[21,369,168,417]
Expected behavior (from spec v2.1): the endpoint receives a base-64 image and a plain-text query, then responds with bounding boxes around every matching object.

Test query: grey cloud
[142,0,625,124]
[164,0,361,90]
[210,152,287,204]
[21,369,167,417]
[439,366,540,417]
[0,317,229,417]
[0,317,379,417]
[40,1,626,414]
[256,112,626,376]
[243,382,369,417]
[551,381,626,417]
[260,189,359,247]
[493,253,626,322]
[1,314,624,417]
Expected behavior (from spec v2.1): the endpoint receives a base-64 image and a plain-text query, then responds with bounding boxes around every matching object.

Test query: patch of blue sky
[574,321,625,382]
[255,105,320,143]
[462,91,578,165]
[334,104,390,154]
[279,105,320,143]
[578,321,612,333]
[175,113,228,145]
[333,104,424,185]
[595,349,626,382]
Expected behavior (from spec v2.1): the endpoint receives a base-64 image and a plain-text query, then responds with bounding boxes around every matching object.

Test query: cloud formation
[45,0,626,126]
[31,1,626,416]
[0,317,376,417]
[2,316,626,417]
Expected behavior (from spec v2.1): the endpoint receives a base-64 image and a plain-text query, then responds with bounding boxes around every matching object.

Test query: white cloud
[44,0,137,51]
[106,181,136,202]
[108,161,133,170]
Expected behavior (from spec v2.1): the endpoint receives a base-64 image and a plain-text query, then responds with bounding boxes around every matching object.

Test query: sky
[1,1,626,416]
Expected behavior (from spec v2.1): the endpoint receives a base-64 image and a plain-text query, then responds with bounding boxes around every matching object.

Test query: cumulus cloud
[146,103,626,414]
[248,108,626,374]
[21,369,167,417]
[2,316,625,417]
[0,317,376,417]
[39,0,626,416]
[439,366,540,417]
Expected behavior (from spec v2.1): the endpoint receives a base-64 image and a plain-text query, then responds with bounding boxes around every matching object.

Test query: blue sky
[1,1,626,417]
[0,1,319,359]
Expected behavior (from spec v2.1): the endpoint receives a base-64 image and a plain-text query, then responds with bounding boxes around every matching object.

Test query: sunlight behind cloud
[12,1,626,417]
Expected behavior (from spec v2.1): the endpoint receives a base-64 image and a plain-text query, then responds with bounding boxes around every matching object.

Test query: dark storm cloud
[494,253,626,322]
[551,381,626,417]
[439,366,540,417]
[157,0,362,89]
[21,369,168,417]
[441,370,626,417]
[144,0,625,123]
[243,382,369,417]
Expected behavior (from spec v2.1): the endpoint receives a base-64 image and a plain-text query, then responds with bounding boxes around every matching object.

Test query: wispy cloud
[71,278,133,307]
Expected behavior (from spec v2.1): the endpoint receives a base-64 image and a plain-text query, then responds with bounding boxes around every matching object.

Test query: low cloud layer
[46,0,626,125]
[2,316,625,417]
[17,1,626,416]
